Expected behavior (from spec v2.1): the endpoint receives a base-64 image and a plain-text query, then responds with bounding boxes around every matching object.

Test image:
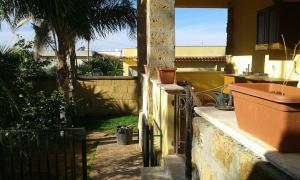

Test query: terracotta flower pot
[229,83,300,152]
[157,67,176,84]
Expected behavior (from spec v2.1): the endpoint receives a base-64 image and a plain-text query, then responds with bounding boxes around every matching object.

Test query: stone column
[137,0,147,74]
[147,0,175,78]
[145,0,175,117]
[137,0,147,112]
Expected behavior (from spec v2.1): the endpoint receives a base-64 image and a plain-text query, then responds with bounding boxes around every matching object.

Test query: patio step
[164,155,187,180]
[141,167,170,180]
[141,155,187,180]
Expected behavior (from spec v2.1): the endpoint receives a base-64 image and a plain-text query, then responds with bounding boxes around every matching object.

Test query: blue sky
[0,8,227,50]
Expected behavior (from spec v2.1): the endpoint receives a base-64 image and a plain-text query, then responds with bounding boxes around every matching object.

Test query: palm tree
[4,0,136,125]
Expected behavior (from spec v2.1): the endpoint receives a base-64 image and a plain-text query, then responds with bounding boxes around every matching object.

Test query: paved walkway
[87,132,142,180]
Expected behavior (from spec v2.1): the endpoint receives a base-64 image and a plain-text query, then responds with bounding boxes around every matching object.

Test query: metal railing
[0,128,87,180]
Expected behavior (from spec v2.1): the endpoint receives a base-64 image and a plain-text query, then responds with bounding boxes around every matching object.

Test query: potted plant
[156,59,177,84]
[116,125,133,145]
[229,38,300,153]
[229,83,300,153]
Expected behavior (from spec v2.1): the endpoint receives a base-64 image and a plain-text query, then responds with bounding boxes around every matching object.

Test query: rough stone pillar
[146,0,175,117]
[137,0,147,113]
[147,0,175,78]
[137,0,147,73]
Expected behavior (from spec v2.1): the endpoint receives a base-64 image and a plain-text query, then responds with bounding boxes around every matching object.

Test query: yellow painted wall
[123,46,225,58]
[264,55,300,82]
[175,46,225,57]
[230,0,299,82]
[139,72,225,161]
[230,0,273,73]
[176,72,224,91]
[123,48,137,57]
[77,79,138,116]
[123,60,138,76]
[33,77,139,116]
[151,81,176,157]
[122,47,226,75]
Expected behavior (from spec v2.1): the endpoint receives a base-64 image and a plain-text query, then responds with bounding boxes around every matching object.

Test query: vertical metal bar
[46,135,50,180]
[37,132,42,180]
[149,127,154,166]
[10,135,15,180]
[71,135,76,180]
[185,85,192,180]
[54,132,59,180]
[81,132,87,180]
[55,152,59,180]
[27,133,32,180]
[0,133,5,179]
[63,131,68,180]
[142,116,149,167]
[20,134,24,180]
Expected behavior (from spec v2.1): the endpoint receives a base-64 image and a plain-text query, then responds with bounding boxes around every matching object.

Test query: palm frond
[88,0,137,39]
[32,21,54,51]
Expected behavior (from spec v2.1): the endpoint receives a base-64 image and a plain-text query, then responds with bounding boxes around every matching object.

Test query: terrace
[138,0,300,179]
[1,0,300,179]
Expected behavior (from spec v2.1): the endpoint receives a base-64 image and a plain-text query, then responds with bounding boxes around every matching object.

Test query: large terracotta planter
[157,68,176,84]
[229,83,300,152]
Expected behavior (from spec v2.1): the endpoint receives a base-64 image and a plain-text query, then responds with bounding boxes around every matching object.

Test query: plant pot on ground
[229,83,300,153]
[116,125,133,145]
[156,67,176,84]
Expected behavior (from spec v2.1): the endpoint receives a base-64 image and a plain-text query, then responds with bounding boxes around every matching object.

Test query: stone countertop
[150,78,185,94]
[224,74,298,83]
[194,106,300,180]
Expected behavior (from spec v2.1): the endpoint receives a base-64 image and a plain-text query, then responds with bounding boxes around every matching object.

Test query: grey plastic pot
[116,125,133,145]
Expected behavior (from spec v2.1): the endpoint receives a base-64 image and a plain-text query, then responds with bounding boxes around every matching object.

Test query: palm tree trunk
[69,43,76,99]
[56,36,73,126]
[87,39,90,61]
[56,51,71,126]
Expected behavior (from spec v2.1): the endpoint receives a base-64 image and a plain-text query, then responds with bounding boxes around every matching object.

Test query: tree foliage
[0,38,69,129]
[78,57,123,76]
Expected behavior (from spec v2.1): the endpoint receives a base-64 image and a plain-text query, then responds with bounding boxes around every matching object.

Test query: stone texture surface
[88,135,142,180]
[147,0,175,78]
[192,117,294,180]
[213,130,235,171]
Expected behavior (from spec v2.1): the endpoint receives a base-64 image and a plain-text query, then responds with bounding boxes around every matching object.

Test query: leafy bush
[77,57,123,76]
[0,37,69,129]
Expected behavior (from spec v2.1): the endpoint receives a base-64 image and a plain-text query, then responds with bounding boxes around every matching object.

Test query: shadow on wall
[31,76,138,117]
[76,82,135,117]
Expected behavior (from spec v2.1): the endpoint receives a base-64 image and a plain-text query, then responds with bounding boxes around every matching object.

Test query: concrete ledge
[150,78,185,94]
[78,76,138,80]
[194,106,300,180]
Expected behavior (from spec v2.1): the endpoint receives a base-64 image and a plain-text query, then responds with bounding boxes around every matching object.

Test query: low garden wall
[192,117,293,180]
[33,76,138,117]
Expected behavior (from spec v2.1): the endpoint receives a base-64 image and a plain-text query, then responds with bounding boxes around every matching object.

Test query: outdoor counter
[193,106,300,180]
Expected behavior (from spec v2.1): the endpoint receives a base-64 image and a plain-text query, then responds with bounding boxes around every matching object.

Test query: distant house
[121,46,227,76]
[38,50,122,67]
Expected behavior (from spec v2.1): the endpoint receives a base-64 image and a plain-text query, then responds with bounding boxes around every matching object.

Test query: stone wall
[192,117,293,180]
[33,76,138,117]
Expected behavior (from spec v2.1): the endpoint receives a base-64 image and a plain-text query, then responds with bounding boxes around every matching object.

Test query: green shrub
[77,57,123,76]
[0,37,69,129]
